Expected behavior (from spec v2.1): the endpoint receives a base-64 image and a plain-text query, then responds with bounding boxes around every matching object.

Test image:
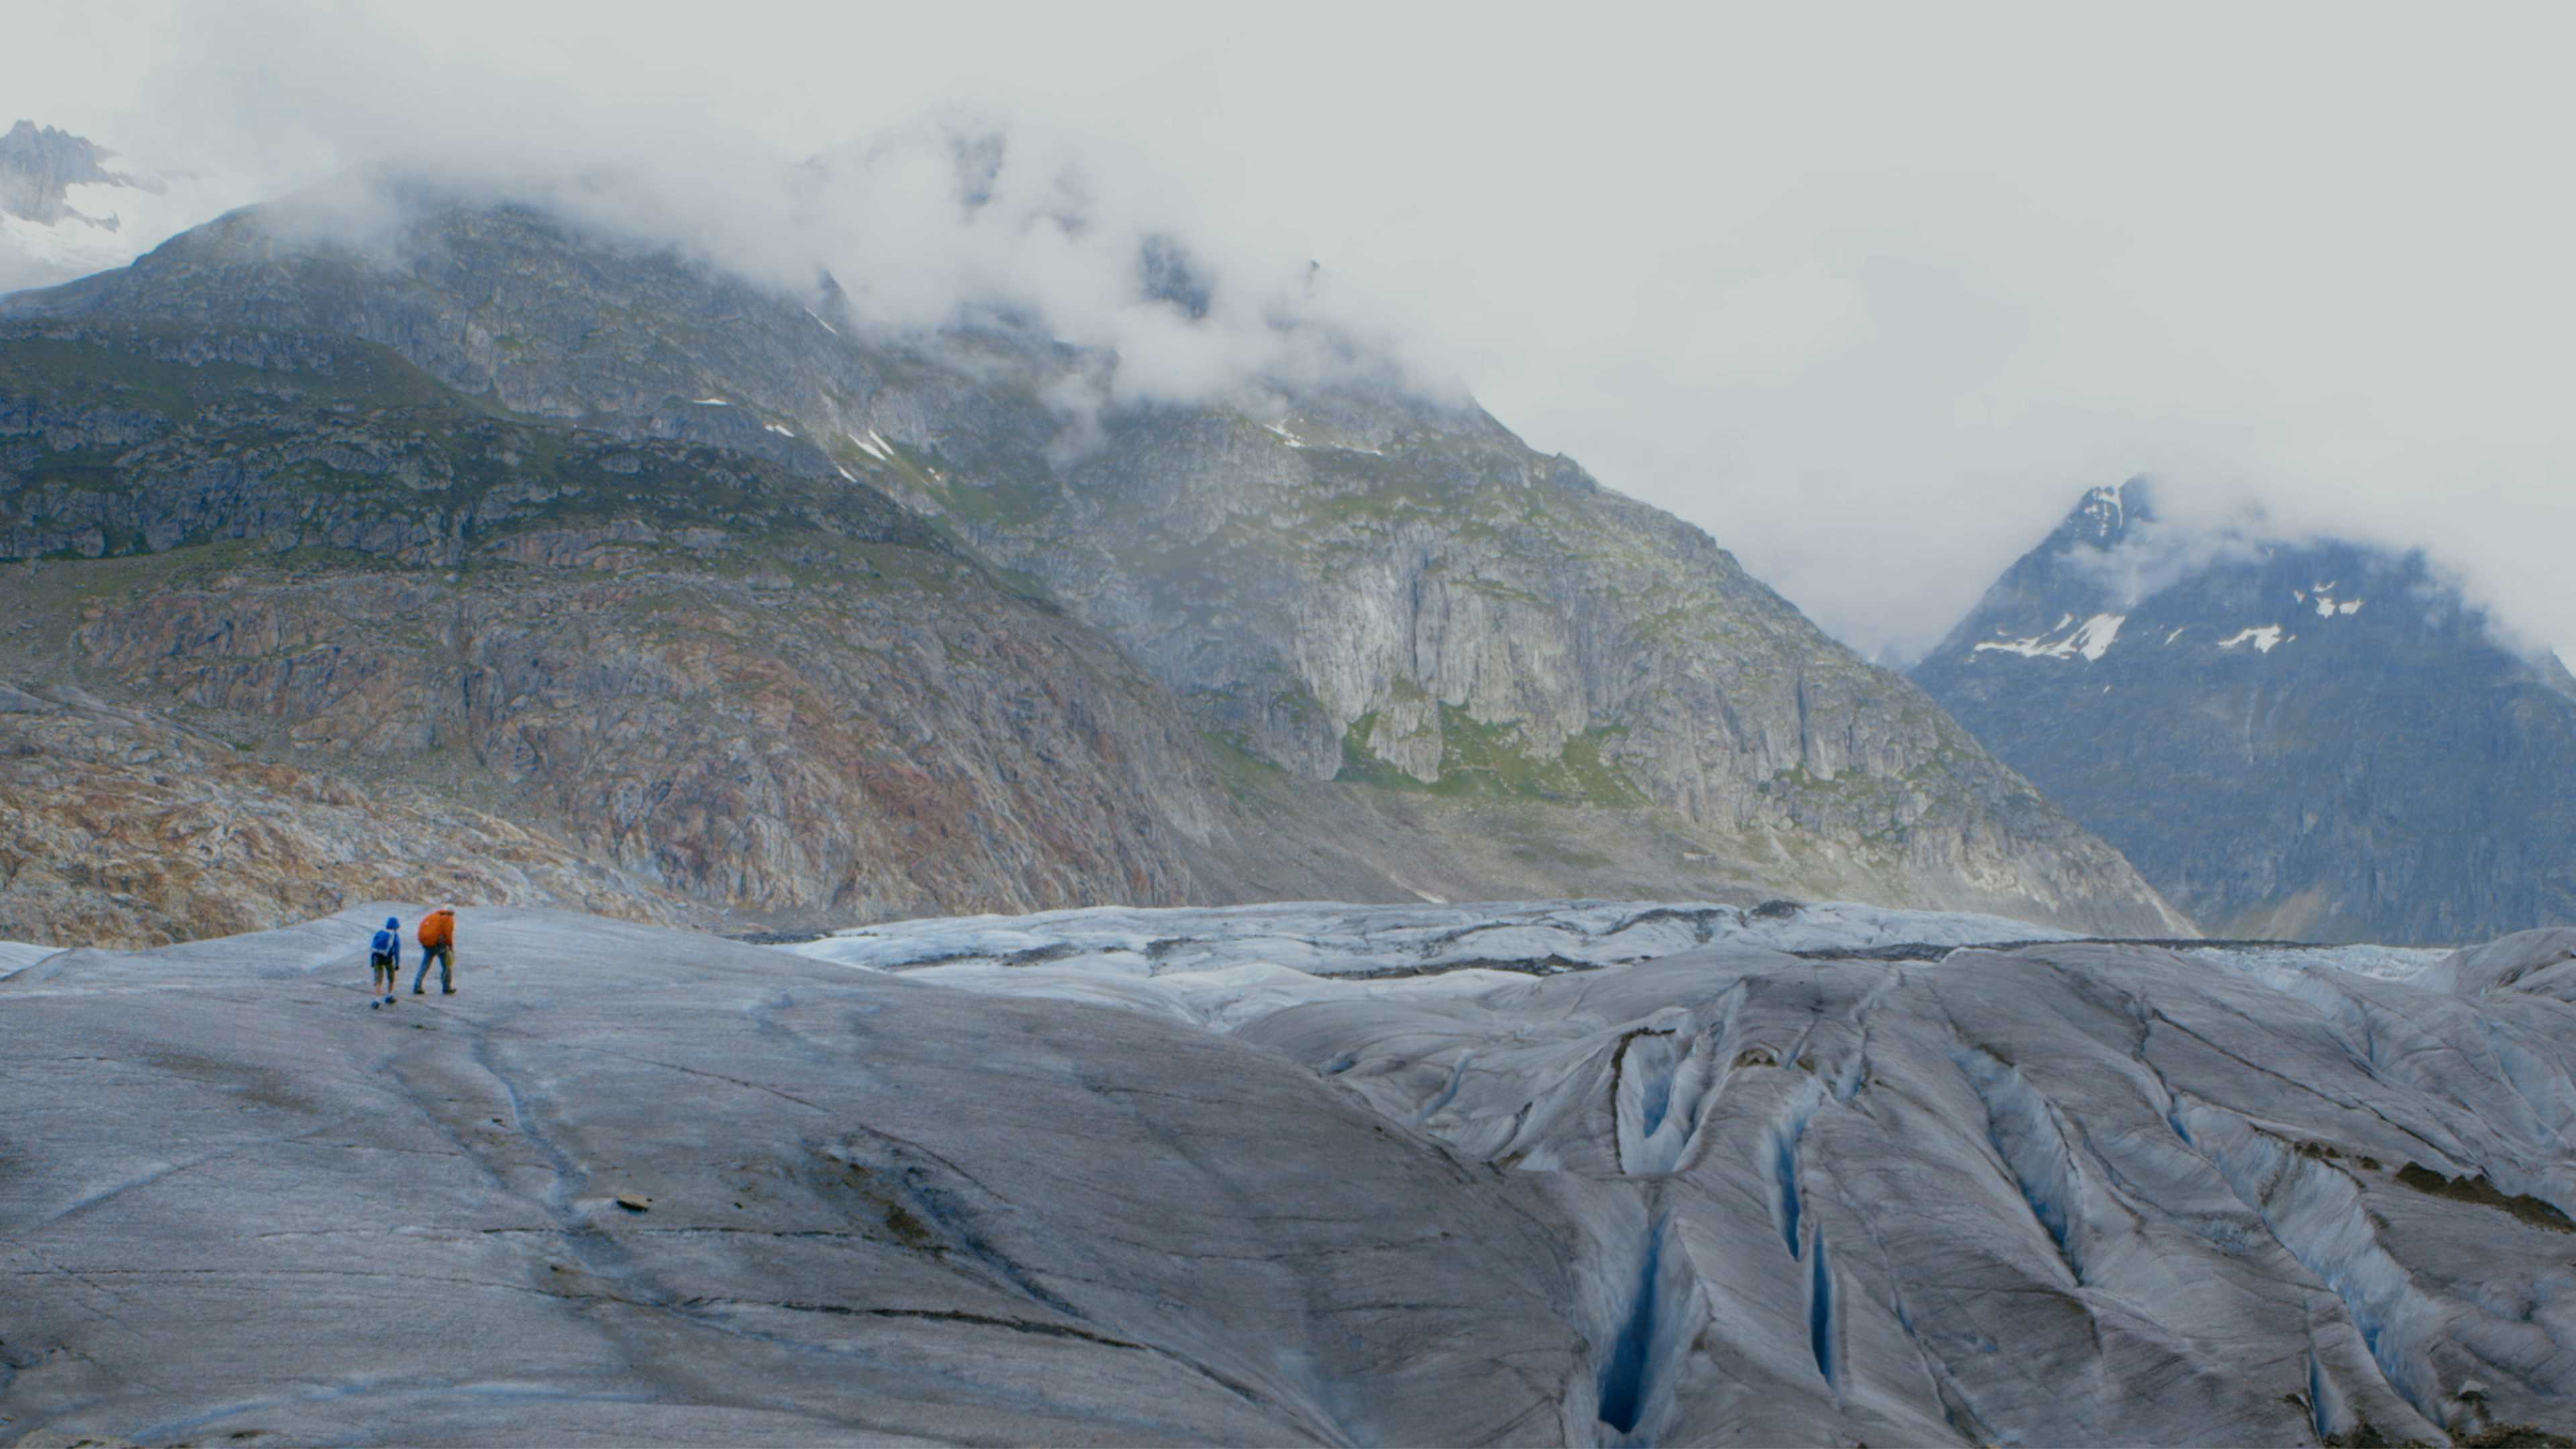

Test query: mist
[13,0,2573,667]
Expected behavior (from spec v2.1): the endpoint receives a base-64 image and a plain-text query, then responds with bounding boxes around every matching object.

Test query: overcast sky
[17,0,2573,663]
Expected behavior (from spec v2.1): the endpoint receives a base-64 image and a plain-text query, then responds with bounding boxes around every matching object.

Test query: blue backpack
[371,919,400,961]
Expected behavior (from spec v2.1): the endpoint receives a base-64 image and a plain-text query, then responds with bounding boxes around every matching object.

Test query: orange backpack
[418,910,456,949]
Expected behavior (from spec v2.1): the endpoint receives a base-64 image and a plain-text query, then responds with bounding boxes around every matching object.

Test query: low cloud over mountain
[15,3,2570,667]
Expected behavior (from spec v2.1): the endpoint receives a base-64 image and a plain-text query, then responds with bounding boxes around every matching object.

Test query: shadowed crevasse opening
[1597,1214,1668,1436]
[1809,1230,1836,1389]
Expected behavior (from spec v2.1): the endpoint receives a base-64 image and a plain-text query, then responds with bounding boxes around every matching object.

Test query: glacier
[3,900,2573,1445]
[0,938,58,980]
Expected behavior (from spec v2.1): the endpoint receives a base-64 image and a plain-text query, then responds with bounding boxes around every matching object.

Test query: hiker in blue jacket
[369,917,402,1007]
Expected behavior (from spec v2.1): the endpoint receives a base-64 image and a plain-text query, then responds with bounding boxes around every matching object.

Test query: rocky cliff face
[1914,480,2576,943]
[998,405,2184,930]
[0,324,1230,941]
[0,193,2188,936]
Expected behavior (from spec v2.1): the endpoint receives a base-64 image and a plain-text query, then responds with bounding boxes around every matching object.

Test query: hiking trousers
[413,943,455,993]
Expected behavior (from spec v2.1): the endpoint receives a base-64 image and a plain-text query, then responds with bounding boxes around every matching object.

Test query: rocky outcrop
[3,195,2189,935]
[1914,480,2576,943]
[0,682,691,946]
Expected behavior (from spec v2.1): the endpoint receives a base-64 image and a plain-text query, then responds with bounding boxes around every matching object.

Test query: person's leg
[439,944,455,993]
[413,951,431,994]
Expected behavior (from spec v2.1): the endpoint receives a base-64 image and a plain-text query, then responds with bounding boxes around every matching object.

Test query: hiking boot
[441,988,457,996]
[413,986,424,995]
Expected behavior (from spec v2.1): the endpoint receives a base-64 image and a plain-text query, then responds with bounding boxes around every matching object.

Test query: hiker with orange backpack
[412,907,460,996]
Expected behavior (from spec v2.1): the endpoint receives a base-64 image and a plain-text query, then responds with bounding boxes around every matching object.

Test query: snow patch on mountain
[1,207,125,282]
[1972,611,2126,661]
[1258,416,1386,456]
[2218,625,2290,653]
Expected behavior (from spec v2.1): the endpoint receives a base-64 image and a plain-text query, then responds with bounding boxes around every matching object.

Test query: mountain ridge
[0,185,2189,939]
[1914,479,2576,943]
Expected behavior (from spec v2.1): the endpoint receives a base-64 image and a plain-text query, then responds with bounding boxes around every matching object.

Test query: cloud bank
[9,0,2573,665]
[245,106,1428,427]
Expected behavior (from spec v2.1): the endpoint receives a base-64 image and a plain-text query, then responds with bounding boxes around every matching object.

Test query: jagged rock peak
[0,119,155,226]
[2070,474,2147,541]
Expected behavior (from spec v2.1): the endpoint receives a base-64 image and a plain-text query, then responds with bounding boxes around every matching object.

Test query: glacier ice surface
[8,899,2576,1445]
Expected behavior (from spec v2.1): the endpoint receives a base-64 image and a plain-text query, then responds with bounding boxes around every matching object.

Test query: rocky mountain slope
[1913,480,2576,943]
[7,901,2575,1444]
[0,186,2187,939]
[0,680,695,947]
[0,322,1240,943]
